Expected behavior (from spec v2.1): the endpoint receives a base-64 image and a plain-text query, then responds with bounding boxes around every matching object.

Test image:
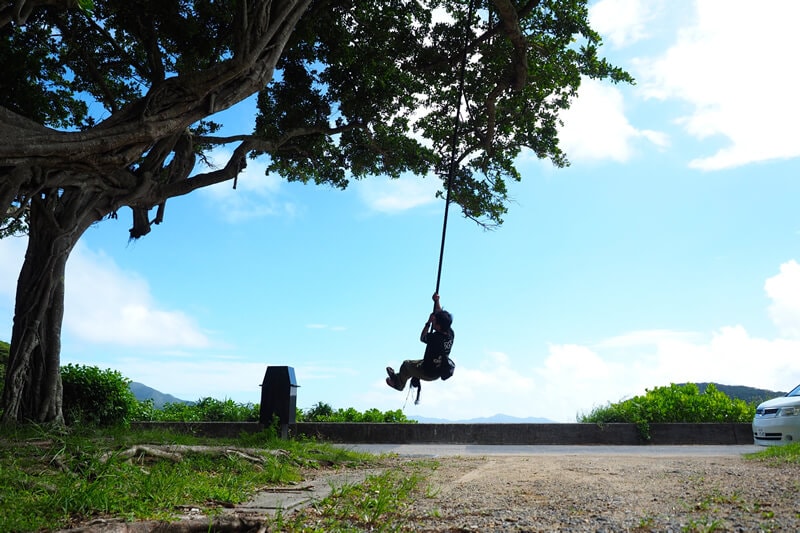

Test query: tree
[0,0,631,424]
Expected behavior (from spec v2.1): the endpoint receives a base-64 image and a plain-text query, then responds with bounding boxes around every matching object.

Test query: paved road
[337,444,760,457]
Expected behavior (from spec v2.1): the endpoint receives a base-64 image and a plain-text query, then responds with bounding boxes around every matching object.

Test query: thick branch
[0,0,313,177]
[198,120,366,153]
[158,140,255,201]
[491,0,528,90]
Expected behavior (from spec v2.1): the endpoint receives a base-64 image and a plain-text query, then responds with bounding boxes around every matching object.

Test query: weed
[285,463,431,532]
[682,516,723,532]
[637,515,655,529]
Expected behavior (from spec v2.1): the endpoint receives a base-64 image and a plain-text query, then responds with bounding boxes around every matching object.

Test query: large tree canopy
[0,0,631,423]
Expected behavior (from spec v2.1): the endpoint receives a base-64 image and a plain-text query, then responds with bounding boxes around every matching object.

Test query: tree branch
[491,0,528,91]
[197,120,367,153]
[1,0,313,175]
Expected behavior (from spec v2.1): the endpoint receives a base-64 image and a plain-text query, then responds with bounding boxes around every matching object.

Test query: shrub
[132,397,259,422]
[579,383,756,440]
[298,401,415,423]
[190,397,259,421]
[61,364,139,427]
[301,401,334,421]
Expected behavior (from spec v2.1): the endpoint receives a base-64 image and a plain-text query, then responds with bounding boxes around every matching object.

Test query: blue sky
[2,0,800,422]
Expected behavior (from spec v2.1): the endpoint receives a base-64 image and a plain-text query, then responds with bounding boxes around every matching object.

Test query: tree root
[58,515,270,533]
[100,445,290,464]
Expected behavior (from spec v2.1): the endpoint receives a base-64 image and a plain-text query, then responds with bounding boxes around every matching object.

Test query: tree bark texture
[1,189,106,423]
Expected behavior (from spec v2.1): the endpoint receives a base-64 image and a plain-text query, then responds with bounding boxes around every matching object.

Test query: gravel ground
[61,451,800,532]
[401,453,800,532]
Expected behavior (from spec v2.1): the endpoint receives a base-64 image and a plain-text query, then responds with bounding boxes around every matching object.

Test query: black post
[259,366,298,438]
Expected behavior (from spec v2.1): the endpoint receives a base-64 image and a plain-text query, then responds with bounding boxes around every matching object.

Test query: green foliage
[133,397,259,422]
[297,402,415,423]
[301,401,334,421]
[2,0,633,231]
[61,364,140,427]
[133,398,410,423]
[579,383,756,440]
[255,0,634,227]
[0,425,371,532]
[746,442,800,465]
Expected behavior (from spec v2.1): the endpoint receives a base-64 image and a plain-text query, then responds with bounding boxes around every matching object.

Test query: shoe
[386,366,396,378]
[386,377,403,391]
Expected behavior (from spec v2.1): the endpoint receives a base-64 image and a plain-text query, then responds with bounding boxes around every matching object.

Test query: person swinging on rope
[386,293,454,391]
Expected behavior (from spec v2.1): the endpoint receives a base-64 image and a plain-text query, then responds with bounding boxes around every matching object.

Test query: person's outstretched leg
[395,359,426,390]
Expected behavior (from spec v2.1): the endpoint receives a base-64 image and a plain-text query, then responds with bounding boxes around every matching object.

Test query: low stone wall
[131,422,754,445]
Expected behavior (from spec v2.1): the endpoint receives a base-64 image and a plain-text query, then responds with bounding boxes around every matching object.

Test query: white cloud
[64,243,210,348]
[355,174,440,213]
[199,149,293,222]
[414,327,799,423]
[596,329,702,349]
[765,260,800,338]
[1,238,210,349]
[558,78,668,163]
[589,0,663,48]
[637,0,800,170]
[360,260,800,422]
[108,359,267,402]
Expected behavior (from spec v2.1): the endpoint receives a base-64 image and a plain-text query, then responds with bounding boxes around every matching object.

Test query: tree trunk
[1,188,105,424]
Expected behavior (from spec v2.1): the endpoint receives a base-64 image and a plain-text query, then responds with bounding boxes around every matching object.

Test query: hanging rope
[411,0,475,408]
[434,0,476,296]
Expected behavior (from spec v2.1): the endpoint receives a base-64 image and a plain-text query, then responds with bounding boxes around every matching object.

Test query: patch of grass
[0,424,373,532]
[681,516,724,532]
[284,460,435,532]
[745,442,800,465]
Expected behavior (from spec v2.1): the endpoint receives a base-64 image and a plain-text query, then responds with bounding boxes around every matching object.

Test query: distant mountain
[689,382,787,405]
[129,382,193,409]
[410,413,555,424]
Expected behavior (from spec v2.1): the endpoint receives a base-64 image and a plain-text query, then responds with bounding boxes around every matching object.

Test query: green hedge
[579,382,755,439]
[61,364,139,426]
[297,402,413,423]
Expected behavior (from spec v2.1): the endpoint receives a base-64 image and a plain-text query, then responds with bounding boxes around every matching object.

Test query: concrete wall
[131,422,754,445]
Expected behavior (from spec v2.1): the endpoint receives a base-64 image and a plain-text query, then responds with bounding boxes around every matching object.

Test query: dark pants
[395,359,439,390]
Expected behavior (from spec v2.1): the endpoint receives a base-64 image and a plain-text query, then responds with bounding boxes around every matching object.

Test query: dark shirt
[420,329,455,375]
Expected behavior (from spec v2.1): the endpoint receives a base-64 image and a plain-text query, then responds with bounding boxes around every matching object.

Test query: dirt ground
[400,453,800,531]
[62,452,800,532]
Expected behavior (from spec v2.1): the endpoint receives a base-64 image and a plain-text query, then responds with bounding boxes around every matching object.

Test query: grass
[745,441,800,465]
[277,460,435,532]
[0,424,382,532]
